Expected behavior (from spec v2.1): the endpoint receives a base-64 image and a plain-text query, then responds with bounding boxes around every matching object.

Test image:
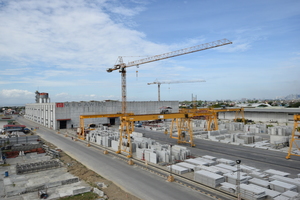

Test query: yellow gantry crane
[286,114,300,159]
[147,80,206,101]
[107,38,233,157]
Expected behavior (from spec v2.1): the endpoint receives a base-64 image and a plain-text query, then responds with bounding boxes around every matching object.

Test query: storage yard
[2,110,299,200]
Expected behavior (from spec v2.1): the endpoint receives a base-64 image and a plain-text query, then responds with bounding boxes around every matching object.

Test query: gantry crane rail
[286,114,300,159]
[148,79,206,101]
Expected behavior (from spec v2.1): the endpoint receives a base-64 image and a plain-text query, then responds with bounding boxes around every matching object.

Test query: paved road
[15,116,215,200]
[135,128,300,178]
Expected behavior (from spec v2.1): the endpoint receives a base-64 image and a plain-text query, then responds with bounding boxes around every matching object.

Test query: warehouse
[219,107,300,124]
[25,100,179,130]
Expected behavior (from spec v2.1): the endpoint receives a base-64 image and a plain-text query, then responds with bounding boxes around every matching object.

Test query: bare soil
[41,139,140,200]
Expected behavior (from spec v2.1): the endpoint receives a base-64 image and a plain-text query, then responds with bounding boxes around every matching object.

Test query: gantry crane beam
[119,112,215,157]
[147,79,206,101]
[179,107,245,130]
[286,114,300,159]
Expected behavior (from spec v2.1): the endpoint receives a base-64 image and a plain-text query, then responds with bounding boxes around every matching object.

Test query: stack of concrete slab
[264,169,290,177]
[176,162,196,172]
[249,171,269,179]
[194,165,222,175]
[185,158,209,166]
[273,196,291,200]
[240,164,261,173]
[170,145,191,161]
[195,157,216,166]
[194,170,225,188]
[210,166,232,175]
[236,134,255,144]
[269,180,297,193]
[268,126,292,136]
[248,178,270,188]
[167,165,189,175]
[240,184,267,200]
[216,158,235,166]
[202,155,217,161]
[248,184,281,200]
[223,172,249,185]
[215,163,237,172]
[281,191,300,199]
[220,182,236,194]
[111,140,119,151]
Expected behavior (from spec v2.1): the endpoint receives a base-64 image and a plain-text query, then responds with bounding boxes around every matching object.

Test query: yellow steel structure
[286,114,300,159]
[120,112,216,158]
[179,107,245,130]
[78,113,134,140]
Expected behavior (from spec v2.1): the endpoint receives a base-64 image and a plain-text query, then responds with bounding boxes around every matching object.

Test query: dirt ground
[41,139,140,200]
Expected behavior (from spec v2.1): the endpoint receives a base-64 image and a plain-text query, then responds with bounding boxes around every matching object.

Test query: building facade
[25,101,179,130]
[219,108,300,124]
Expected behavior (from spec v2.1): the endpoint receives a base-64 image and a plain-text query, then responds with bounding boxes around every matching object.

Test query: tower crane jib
[107,38,232,114]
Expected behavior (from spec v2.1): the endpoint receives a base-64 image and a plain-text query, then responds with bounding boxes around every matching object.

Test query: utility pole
[236,159,241,200]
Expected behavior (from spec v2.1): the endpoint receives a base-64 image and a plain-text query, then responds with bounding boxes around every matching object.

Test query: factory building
[220,108,300,123]
[25,100,179,130]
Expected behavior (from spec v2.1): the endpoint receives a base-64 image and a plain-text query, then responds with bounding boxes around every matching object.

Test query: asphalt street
[135,127,300,178]
[15,116,214,200]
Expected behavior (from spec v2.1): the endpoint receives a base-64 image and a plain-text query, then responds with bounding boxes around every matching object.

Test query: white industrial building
[219,108,300,123]
[25,101,179,130]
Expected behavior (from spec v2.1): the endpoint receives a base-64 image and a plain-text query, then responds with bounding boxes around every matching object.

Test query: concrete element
[269,175,300,192]
[281,190,300,199]
[248,184,281,200]
[248,178,270,188]
[240,183,267,200]
[269,180,297,193]
[167,165,189,175]
[264,169,291,177]
[16,160,62,174]
[220,182,236,194]
[1,153,90,199]
[194,170,225,188]
[195,165,222,175]
[93,187,104,197]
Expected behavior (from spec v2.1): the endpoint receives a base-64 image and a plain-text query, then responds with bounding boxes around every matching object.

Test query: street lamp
[168,144,174,182]
[236,159,241,200]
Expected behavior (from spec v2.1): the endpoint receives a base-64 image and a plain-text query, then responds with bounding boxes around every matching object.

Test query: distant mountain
[284,94,300,100]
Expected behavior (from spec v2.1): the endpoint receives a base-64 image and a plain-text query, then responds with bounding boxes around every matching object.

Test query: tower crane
[107,38,232,114]
[147,79,206,101]
[107,39,232,157]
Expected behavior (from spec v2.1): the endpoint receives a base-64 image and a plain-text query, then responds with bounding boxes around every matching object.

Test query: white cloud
[0,0,165,71]
[0,89,34,98]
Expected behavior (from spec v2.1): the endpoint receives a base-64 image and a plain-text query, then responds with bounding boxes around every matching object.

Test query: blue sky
[0,0,299,105]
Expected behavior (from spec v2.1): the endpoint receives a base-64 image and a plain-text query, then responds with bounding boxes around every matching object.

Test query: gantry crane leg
[286,115,300,159]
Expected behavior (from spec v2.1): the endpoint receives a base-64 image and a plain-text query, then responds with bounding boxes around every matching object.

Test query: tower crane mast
[107,38,232,114]
[148,79,206,101]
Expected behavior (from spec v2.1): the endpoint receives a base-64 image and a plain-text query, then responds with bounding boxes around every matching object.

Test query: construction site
[1,39,300,200]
